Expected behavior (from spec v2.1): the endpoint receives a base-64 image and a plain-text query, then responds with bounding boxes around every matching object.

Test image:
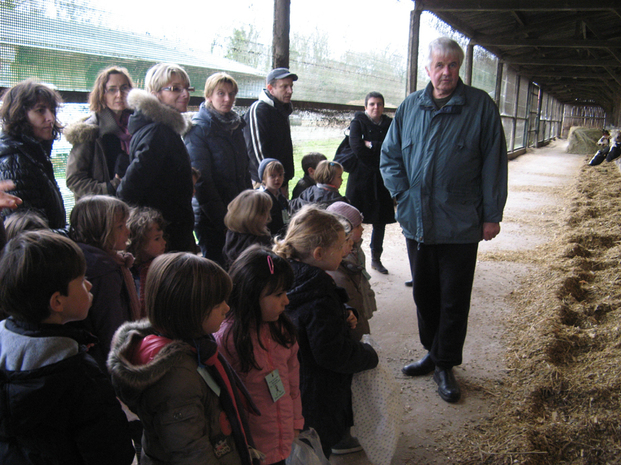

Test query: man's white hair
[427,37,465,68]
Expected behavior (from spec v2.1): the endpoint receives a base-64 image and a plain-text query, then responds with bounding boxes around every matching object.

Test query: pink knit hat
[327,202,363,228]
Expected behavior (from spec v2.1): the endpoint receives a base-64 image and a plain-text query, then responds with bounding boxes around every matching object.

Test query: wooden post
[465,42,474,86]
[272,0,290,69]
[406,4,422,96]
[494,60,503,107]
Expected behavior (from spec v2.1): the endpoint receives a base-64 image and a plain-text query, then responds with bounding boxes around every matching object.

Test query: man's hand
[0,181,22,209]
[482,222,500,241]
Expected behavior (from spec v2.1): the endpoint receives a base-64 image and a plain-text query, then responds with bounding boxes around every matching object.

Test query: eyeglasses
[160,86,195,94]
[105,86,131,95]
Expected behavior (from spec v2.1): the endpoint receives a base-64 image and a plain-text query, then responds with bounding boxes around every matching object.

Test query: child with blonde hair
[222,189,273,269]
[108,253,261,465]
[258,158,289,237]
[216,246,303,465]
[69,195,141,373]
[273,205,378,457]
[289,160,348,213]
[127,206,167,313]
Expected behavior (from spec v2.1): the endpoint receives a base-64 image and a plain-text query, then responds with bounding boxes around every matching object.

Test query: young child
[215,246,303,465]
[108,253,261,465]
[327,201,377,341]
[289,160,348,214]
[258,158,289,237]
[69,195,141,373]
[222,189,273,270]
[127,206,167,313]
[0,230,135,464]
[4,209,49,241]
[273,205,378,457]
[292,152,327,199]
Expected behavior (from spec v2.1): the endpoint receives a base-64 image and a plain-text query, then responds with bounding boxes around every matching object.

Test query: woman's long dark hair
[225,245,296,373]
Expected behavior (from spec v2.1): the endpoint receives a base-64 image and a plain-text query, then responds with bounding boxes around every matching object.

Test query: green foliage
[292,138,348,195]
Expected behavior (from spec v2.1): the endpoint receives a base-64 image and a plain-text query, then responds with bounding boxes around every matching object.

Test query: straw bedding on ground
[454,155,621,464]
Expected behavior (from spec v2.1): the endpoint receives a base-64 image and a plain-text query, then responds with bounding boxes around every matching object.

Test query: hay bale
[566,127,602,154]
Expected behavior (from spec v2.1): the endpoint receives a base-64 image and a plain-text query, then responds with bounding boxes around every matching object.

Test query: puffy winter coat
[0,133,66,228]
[0,318,134,465]
[215,321,304,464]
[184,103,251,262]
[117,89,194,252]
[108,321,260,465]
[285,260,378,455]
[65,108,131,200]
[380,79,508,244]
[68,243,135,373]
[288,183,348,214]
[222,230,272,270]
[326,241,376,341]
[243,90,294,184]
[345,111,395,225]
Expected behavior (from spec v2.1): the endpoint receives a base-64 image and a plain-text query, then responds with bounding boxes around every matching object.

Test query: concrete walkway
[330,141,584,465]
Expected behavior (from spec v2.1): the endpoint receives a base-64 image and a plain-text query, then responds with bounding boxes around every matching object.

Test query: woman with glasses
[0,80,66,229]
[184,72,251,265]
[65,66,134,201]
[117,63,196,253]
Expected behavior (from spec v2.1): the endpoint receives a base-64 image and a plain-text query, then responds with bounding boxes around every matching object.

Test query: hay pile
[566,127,602,155]
[455,160,621,464]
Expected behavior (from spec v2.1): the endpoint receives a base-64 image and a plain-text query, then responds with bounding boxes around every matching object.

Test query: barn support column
[494,61,503,107]
[406,2,422,95]
[273,0,290,69]
[465,42,474,86]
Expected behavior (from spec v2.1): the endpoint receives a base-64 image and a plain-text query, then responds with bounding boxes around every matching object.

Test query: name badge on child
[265,370,285,402]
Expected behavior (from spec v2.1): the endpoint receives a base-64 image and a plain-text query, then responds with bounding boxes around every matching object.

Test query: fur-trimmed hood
[64,109,132,146]
[63,114,98,146]
[126,89,188,135]
[107,319,196,394]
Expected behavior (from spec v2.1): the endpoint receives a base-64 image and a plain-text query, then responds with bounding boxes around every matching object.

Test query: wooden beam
[472,38,621,48]
[504,58,615,66]
[418,1,621,12]
[272,0,290,69]
[407,5,422,95]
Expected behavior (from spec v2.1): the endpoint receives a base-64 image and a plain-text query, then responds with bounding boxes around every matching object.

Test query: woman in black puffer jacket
[345,91,395,274]
[117,63,195,253]
[0,80,66,229]
[184,72,251,265]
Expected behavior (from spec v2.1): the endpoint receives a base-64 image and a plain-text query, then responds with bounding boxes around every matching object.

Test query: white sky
[86,0,417,59]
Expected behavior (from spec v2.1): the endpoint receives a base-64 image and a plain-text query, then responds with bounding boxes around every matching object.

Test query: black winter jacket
[345,112,395,225]
[285,260,378,455]
[242,90,294,184]
[222,230,272,270]
[0,133,66,228]
[288,183,348,214]
[0,318,134,465]
[185,103,251,262]
[117,89,195,253]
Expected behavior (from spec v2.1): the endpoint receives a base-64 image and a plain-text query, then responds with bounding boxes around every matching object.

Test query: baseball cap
[266,68,298,84]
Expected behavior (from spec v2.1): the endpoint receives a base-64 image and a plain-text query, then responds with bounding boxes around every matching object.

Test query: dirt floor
[330,140,585,465]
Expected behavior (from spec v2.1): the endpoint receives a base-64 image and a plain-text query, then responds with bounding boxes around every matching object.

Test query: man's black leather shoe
[402,353,434,376]
[433,367,461,403]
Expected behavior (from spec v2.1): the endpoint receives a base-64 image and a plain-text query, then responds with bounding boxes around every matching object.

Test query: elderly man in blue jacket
[380,37,508,403]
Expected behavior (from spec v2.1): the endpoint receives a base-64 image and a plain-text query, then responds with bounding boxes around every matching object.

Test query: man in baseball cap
[243,68,299,195]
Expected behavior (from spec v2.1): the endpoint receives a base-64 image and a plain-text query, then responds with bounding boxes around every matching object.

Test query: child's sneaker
[331,435,363,455]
